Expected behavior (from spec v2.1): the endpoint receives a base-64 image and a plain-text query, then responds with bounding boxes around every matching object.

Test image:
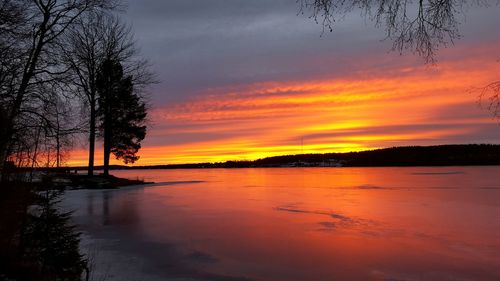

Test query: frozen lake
[62,167,500,281]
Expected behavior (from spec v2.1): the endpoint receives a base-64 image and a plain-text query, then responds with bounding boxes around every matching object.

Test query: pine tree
[96,58,147,176]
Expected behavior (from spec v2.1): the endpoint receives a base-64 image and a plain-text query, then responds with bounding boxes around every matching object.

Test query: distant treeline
[253,144,500,167]
[51,144,500,171]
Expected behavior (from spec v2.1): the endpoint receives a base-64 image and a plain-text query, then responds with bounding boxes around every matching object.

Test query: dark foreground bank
[55,174,152,189]
[0,179,87,281]
[0,173,150,281]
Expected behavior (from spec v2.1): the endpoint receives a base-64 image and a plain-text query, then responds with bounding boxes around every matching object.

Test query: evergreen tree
[96,58,147,176]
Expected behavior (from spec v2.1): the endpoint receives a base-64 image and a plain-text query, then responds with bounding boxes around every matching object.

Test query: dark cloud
[123,0,389,103]
[62,1,500,165]
[121,1,500,106]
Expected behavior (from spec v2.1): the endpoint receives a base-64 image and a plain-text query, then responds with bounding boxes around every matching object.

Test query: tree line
[0,0,153,180]
[135,144,498,168]
[253,144,500,167]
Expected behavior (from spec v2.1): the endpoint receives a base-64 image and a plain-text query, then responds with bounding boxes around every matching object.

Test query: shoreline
[38,144,500,170]
[48,164,500,172]
[39,173,154,190]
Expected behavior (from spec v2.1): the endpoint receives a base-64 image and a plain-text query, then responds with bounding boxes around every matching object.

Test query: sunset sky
[68,0,500,166]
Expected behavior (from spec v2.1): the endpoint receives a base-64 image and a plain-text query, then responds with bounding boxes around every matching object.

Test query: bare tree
[299,0,473,63]
[4,85,81,178]
[0,0,117,175]
[42,90,82,168]
[63,13,154,176]
[0,1,25,165]
[475,80,500,118]
[300,0,500,119]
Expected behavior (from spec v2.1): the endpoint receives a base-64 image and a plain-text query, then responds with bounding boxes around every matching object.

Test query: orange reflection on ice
[65,167,500,281]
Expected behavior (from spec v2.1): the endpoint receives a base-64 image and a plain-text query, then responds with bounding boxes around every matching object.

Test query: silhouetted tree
[300,0,500,119]
[475,80,500,119]
[64,13,152,176]
[299,0,468,63]
[96,58,147,177]
[40,93,81,168]
[0,0,117,175]
[21,187,87,281]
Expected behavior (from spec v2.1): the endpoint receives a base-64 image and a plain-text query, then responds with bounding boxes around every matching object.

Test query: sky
[68,0,500,166]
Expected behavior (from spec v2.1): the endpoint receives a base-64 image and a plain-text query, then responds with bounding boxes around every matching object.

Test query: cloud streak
[67,43,500,165]
[64,1,500,165]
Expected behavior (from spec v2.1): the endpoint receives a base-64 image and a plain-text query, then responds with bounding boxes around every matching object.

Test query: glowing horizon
[65,44,500,166]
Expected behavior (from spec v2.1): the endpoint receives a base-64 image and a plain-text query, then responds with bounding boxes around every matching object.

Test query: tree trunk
[0,11,50,176]
[88,95,96,176]
[103,136,110,177]
[0,132,9,175]
[0,115,15,177]
[103,101,111,177]
[56,134,60,168]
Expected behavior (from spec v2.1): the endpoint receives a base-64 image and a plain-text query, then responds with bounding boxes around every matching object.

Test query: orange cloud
[66,46,500,166]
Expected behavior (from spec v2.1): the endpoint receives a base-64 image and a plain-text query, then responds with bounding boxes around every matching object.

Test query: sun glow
[66,47,500,166]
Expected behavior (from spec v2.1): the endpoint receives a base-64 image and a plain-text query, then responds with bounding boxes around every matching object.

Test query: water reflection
[63,167,500,281]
